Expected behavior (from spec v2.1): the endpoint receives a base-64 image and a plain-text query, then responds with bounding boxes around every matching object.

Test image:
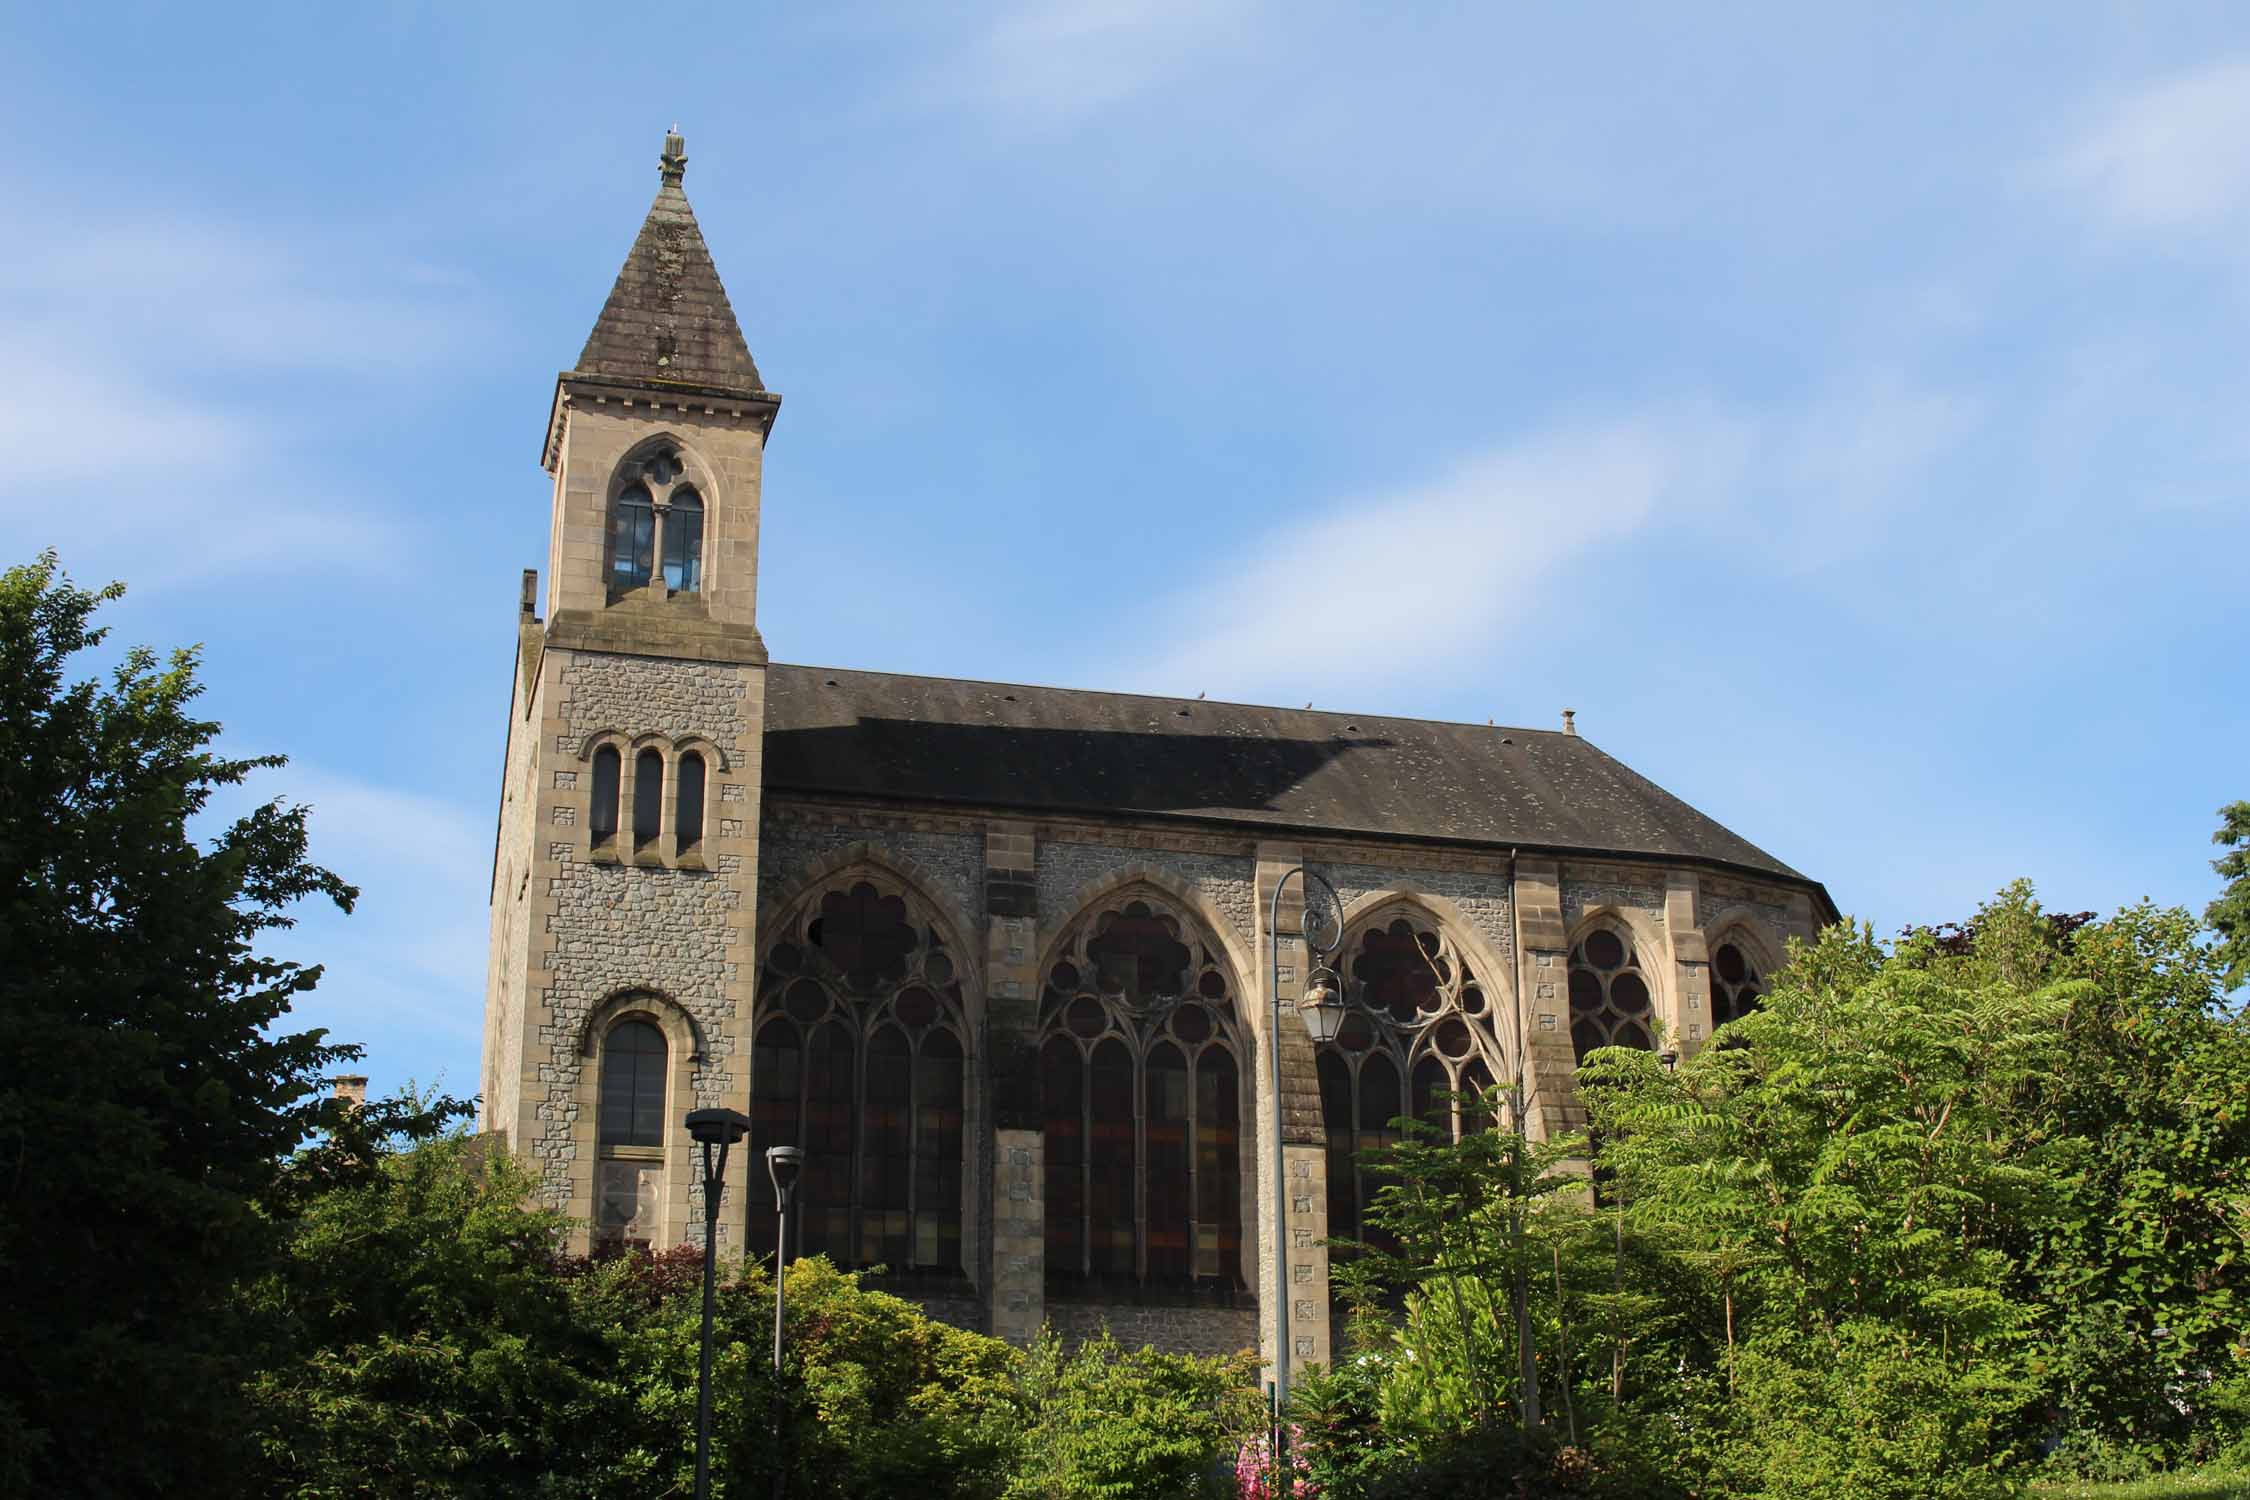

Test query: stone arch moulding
[1034,864,1255,1008]
[610,431,721,510]
[573,728,732,772]
[1701,906,1785,974]
[574,986,709,1065]
[756,843,986,1010]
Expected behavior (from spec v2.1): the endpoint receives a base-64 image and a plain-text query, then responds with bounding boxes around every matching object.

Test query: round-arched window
[1710,939,1764,1027]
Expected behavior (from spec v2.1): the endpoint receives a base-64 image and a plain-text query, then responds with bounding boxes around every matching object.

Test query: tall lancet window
[595,1016,668,1249]
[611,485,655,590]
[663,488,703,593]
[589,745,621,848]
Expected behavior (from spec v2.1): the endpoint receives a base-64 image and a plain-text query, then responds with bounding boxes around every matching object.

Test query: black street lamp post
[686,1106,751,1500]
[764,1145,802,1500]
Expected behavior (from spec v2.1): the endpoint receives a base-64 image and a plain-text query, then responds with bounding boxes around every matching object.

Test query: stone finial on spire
[660,127,687,186]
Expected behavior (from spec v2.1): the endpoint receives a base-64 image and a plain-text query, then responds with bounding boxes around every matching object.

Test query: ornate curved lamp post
[764,1145,802,1500]
[685,1106,751,1500]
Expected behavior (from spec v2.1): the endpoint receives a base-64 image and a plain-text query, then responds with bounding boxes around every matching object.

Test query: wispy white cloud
[1121,406,1753,700]
[2048,57,2250,236]
[910,0,1260,131]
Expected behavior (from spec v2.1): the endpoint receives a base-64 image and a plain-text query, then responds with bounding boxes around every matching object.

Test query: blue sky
[5,2,2245,1101]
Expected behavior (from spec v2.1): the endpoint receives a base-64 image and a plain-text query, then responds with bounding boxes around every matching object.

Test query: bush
[1007,1328,1260,1499]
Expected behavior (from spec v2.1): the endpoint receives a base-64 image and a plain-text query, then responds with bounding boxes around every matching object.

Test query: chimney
[520,568,538,618]
[1561,709,1577,736]
[331,1075,369,1110]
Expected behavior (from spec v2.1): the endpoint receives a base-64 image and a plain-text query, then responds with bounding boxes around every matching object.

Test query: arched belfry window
[595,1016,669,1249]
[608,447,707,597]
[1569,925,1656,1060]
[675,751,705,853]
[751,878,970,1278]
[1709,937,1765,1028]
[1319,912,1505,1246]
[1039,895,1246,1293]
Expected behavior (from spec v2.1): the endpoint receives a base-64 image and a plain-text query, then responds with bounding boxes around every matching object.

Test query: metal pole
[694,1136,728,1500]
[771,1190,789,1500]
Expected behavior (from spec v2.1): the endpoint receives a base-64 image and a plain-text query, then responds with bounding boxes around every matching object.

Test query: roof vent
[825,678,838,687]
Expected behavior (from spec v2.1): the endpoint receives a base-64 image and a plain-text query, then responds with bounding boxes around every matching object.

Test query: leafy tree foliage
[0,553,358,1496]
[2209,801,2250,991]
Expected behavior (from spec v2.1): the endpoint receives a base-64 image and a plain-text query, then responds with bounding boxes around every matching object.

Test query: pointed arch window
[750,879,969,1278]
[1039,896,1245,1294]
[1318,912,1506,1246]
[663,488,703,593]
[595,1017,668,1249]
[1569,926,1655,1060]
[1709,939,1764,1028]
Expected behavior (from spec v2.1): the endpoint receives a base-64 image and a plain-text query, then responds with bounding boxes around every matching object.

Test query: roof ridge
[572,129,765,395]
[767,659,1570,739]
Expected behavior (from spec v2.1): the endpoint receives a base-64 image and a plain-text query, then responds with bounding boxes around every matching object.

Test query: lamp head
[1659,1051,1679,1074]
[1296,966,1349,1046]
[686,1106,752,1146]
[765,1145,804,1200]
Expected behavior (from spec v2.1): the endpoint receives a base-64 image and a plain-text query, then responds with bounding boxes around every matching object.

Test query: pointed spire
[572,129,765,395]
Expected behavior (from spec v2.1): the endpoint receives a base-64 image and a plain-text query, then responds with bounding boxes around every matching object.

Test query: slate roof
[762,663,1815,887]
[572,132,765,395]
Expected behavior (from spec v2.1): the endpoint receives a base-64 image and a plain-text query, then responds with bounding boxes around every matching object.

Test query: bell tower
[483,130,778,1253]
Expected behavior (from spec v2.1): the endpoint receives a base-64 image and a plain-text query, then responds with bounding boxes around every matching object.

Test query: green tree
[2208,801,2250,991]
[0,553,358,1496]
[1006,1329,1259,1500]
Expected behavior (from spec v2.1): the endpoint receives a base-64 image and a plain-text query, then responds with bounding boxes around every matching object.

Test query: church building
[481,132,1839,1365]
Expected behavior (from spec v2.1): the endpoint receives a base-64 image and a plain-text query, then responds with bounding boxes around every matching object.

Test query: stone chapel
[481,132,1840,1365]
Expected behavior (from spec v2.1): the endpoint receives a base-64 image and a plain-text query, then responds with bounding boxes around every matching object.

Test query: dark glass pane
[1461,983,1485,1015]
[1568,968,1604,1015]
[894,987,938,1028]
[1087,905,1191,1003]
[913,1030,964,1271]
[802,1023,856,1265]
[1197,1048,1242,1284]
[633,750,663,843]
[1319,1051,1356,1244]
[1715,944,1747,984]
[1615,1020,1655,1051]
[590,747,620,839]
[1411,1055,1450,1136]
[1356,919,1438,1025]
[1171,1004,1210,1043]
[1041,1037,1085,1275]
[1461,1058,1496,1133]
[1434,1018,1472,1058]
[811,883,915,990]
[923,950,954,987]
[1571,1018,1606,1063]
[599,1020,666,1148]
[749,1017,801,1260]
[1357,1054,1401,1255]
[1584,930,1627,970]
[1087,1039,1135,1279]
[860,1028,911,1268]
[1145,1044,1190,1284]
[1198,969,1227,999]
[1611,973,1651,1016]
[674,753,704,850]
[1335,1011,1375,1053]
[663,488,703,592]
[1065,996,1107,1038]
[612,486,654,588]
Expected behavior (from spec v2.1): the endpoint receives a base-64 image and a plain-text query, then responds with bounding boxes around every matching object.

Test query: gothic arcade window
[1709,939,1764,1028]
[609,447,704,597]
[595,1017,668,1248]
[590,745,621,846]
[1039,897,1244,1293]
[1569,926,1656,1060]
[750,879,968,1277]
[675,752,705,853]
[1319,914,1502,1247]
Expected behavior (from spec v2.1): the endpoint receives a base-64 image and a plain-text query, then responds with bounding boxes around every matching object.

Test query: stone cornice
[544,372,782,472]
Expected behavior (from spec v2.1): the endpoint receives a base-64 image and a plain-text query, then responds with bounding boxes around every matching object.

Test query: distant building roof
[572,130,765,396]
[762,663,1817,890]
